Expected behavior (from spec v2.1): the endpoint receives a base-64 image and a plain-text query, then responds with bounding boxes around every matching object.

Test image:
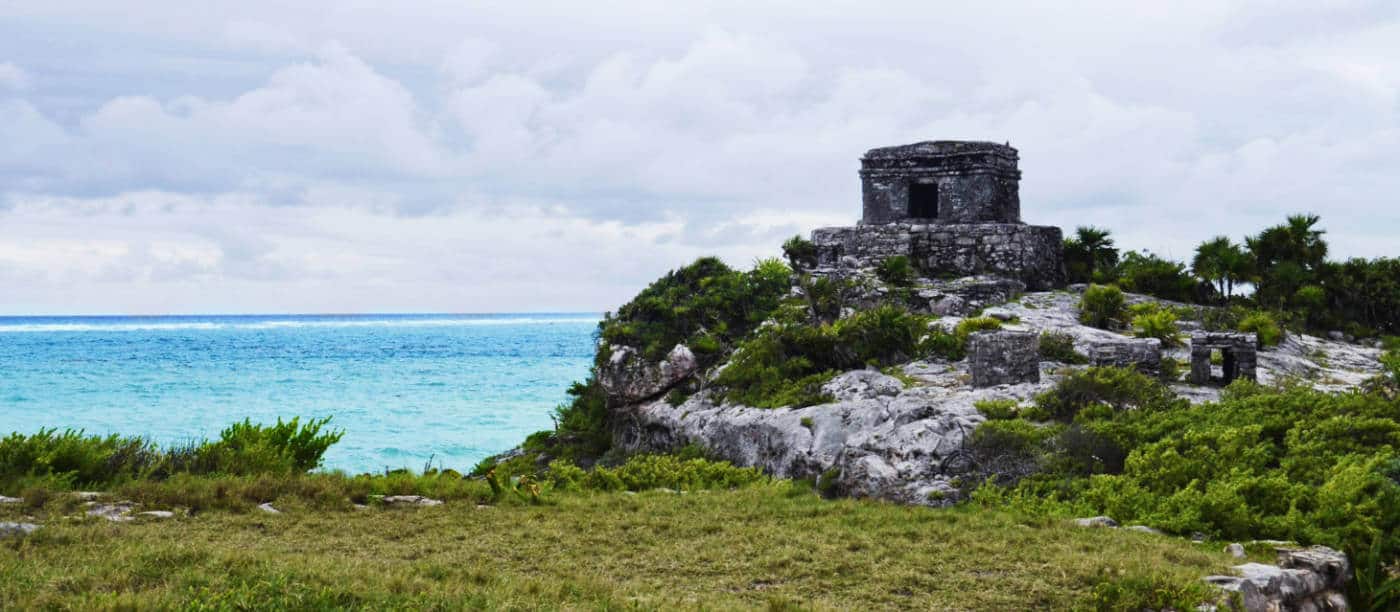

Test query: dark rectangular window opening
[908,182,939,219]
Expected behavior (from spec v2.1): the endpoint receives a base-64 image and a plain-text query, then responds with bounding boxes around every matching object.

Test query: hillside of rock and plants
[483,213,1399,609]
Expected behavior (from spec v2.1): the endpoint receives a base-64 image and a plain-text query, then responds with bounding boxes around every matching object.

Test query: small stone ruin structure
[811,141,1065,290]
[859,141,1022,224]
[1086,338,1162,376]
[1189,332,1258,385]
[969,330,1040,387]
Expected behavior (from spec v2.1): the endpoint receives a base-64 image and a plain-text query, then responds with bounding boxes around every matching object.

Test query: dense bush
[781,235,818,271]
[598,256,791,366]
[875,255,916,287]
[1030,366,1181,423]
[971,371,1400,578]
[1238,311,1283,347]
[1116,251,1201,303]
[714,305,932,408]
[1078,285,1127,329]
[194,417,344,476]
[0,417,343,490]
[1038,331,1087,364]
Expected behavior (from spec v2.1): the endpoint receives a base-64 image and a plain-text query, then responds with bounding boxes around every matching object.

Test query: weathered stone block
[968,331,1040,387]
[1086,337,1162,375]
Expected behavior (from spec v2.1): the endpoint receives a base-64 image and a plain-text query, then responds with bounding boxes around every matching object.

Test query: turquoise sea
[0,314,599,474]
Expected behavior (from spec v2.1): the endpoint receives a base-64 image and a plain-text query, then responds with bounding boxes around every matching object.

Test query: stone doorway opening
[909,181,939,219]
[1189,332,1257,386]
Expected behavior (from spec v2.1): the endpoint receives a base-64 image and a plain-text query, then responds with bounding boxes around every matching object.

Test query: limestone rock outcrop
[597,344,698,403]
[1205,546,1350,612]
[612,369,1057,504]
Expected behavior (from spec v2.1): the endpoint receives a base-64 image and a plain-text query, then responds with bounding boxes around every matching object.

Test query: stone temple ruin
[1189,332,1258,385]
[811,141,1065,290]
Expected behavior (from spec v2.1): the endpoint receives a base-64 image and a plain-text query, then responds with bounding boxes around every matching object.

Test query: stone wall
[968,331,1040,387]
[1086,337,1162,375]
[811,223,1065,290]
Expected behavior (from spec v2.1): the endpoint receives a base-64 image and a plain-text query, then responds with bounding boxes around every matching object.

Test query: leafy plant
[876,255,916,287]
[781,235,818,271]
[974,399,1020,420]
[1038,331,1087,364]
[1132,309,1183,347]
[1237,311,1283,348]
[1078,285,1127,329]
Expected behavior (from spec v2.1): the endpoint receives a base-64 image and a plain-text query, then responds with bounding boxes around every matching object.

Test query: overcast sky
[2,1,1397,314]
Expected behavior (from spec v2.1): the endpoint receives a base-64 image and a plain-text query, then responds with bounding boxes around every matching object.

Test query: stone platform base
[811,223,1065,290]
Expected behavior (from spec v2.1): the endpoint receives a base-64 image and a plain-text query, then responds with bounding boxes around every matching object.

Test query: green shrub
[954,316,1003,346]
[0,417,343,489]
[798,274,852,325]
[1116,250,1198,302]
[543,459,587,491]
[1033,367,1179,423]
[920,325,964,361]
[196,417,344,476]
[974,378,1400,570]
[1078,285,1127,329]
[1038,331,1087,364]
[1238,311,1283,347]
[1132,309,1183,347]
[714,305,931,408]
[781,235,818,271]
[598,256,790,366]
[974,399,1020,420]
[876,255,916,287]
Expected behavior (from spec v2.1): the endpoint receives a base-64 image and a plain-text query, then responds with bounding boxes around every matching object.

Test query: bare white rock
[137,511,175,519]
[86,501,137,522]
[257,502,281,514]
[0,495,21,504]
[381,495,444,507]
[0,522,40,538]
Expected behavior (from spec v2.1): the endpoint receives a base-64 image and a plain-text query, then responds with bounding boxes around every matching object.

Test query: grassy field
[0,482,1236,610]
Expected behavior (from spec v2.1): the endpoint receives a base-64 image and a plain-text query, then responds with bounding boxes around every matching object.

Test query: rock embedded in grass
[86,502,137,522]
[0,495,21,504]
[381,495,444,507]
[0,522,40,538]
[1124,525,1164,535]
[257,503,280,514]
[1073,516,1118,528]
[137,511,175,519]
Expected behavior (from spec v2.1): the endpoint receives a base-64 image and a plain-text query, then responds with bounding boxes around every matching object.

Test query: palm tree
[1193,236,1252,300]
[1074,226,1118,280]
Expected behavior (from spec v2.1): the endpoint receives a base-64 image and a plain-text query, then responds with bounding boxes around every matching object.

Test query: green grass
[0,483,1231,610]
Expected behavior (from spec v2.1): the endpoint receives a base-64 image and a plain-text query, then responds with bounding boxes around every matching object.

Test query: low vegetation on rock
[965,366,1400,577]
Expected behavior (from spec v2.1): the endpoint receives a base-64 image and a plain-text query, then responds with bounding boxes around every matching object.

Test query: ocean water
[0,313,599,474]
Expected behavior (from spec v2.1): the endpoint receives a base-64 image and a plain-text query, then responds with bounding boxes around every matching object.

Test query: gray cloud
[0,1,1397,313]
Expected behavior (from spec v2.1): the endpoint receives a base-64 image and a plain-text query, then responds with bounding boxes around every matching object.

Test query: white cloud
[0,2,1398,313]
[0,62,29,90]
